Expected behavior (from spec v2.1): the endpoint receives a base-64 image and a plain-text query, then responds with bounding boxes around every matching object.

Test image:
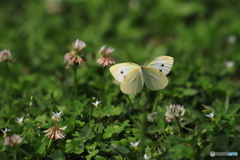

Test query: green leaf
[35,115,47,122]
[199,122,215,130]
[0,152,8,160]
[68,100,84,114]
[97,123,104,133]
[20,144,34,157]
[200,143,214,158]
[89,120,96,128]
[224,93,230,112]
[79,126,95,140]
[215,134,229,151]
[115,145,130,154]
[33,142,46,155]
[65,141,75,152]
[49,150,65,160]
[104,120,130,134]
[182,88,198,96]
[93,106,123,117]
[169,143,185,158]
[212,100,225,121]
[103,132,112,139]
[120,139,129,146]
[75,120,85,127]
[183,145,196,158]
[156,112,166,128]
[147,125,159,134]
[173,87,198,97]
[226,104,240,118]
[86,150,99,160]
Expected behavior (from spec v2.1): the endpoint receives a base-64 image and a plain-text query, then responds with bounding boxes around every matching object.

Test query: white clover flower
[130,140,140,147]
[16,117,24,125]
[92,100,101,106]
[205,111,215,118]
[99,45,107,54]
[0,49,12,62]
[105,47,115,55]
[225,61,234,68]
[52,111,62,122]
[72,39,86,52]
[165,104,185,122]
[99,45,115,55]
[97,45,115,67]
[129,0,140,10]
[144,154,151,160]
[44,0,63,14]
[227,35,236,43]
[4,134,23,146]
[92,100,101,109]
[0,128,11,137]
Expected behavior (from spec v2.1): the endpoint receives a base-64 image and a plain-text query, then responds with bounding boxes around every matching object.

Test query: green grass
[0,0,240,159]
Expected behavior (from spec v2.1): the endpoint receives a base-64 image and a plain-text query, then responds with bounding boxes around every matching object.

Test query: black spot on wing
[120,71,124,74]
[161,64,164,67]
[159,70,162,72]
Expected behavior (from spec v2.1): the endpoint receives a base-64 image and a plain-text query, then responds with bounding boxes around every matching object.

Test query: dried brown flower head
[43,126,67,140]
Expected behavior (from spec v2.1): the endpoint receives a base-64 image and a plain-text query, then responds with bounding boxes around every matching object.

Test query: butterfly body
[110,56,174,94]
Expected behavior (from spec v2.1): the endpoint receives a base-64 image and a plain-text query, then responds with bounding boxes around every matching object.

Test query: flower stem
[126,95,134,113]
[14,150,17,160]
[49,90,55,112]
[138,105,147,159]
[175,118,183,136]
[5,61,13,101]
[100,67,107,99]
[71,63,78,100]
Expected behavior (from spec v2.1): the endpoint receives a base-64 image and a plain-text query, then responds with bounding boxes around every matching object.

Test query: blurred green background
[0,0,240,112]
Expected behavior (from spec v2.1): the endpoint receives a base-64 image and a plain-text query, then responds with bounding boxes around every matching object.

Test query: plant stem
[175,118,183,136]
[100,67,107,100]
[5,61,13,101]
[49,90,55,112]
[138,105,147,159]
[126,95,134,113]
[71,63,78,100]
[14,150,17,160]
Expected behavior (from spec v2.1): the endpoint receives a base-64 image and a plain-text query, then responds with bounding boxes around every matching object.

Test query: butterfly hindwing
[146,56,174,75]
[120,67,144,94]
[109,63,140,83]
[142,66,168,90]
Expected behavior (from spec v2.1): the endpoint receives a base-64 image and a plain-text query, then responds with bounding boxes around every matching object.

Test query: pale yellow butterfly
[109,56,174,94]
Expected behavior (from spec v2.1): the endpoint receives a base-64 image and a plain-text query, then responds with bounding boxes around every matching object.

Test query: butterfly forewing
[109,56,173,94]
[121,68,144,94]
[142,66,168,90]
[109,63,140,83]
[146,56,174,75]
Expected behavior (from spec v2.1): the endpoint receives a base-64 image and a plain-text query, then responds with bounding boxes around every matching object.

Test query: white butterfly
[109,56,174,94]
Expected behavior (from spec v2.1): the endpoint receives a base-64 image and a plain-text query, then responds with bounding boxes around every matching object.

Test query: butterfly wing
[120,67,144,94]
[146,56,174,75]
[109,63,140,83]
[142,66,168,90]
